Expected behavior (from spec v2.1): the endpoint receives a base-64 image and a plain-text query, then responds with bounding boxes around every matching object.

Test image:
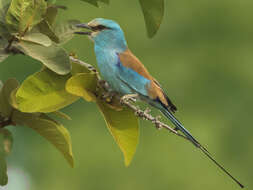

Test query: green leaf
[139,0,164,38]
[0,0,11,39]
[97,100,139,166]
[15,68,79,113]
[81,0,109,7]
[0,0,11,11]
[0,78,19,118]
[8,85,18,110]
[20,32,52,47]
[0,129,13,186]
[66,73,97,102]
[52,111,71,121]
[37,20,60,43]
[34,5,59,43]
[15,40,71,75]
[0,38,9,63]
[71,59,91,75]
[36,11,79,44]
[0,22,11,39]
[12,110,74,167]
[0,0,11,22]
[5,0,47,34]
[45,6,58,26]
[54,20,81,44]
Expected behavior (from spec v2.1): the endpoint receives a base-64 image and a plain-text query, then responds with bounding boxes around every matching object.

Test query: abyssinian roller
[75,18,244,188]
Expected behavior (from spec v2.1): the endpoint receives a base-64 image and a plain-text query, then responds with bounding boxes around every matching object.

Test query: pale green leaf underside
[97,101,139,166]
[16,41,71,75]
[15,68,79,113]
[20,32,52,47]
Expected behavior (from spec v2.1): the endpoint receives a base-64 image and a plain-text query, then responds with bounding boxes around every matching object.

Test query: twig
[4,36,24,55]
[121,99,189,141]
[69,55,191,142]
[69,56,97,72]
[5,36,16,52]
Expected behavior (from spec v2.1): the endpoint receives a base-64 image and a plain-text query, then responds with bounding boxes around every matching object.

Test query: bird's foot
[120,94,138,104]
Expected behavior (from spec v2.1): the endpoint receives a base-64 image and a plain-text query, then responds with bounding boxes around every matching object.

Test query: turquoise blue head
[76,18,127,51]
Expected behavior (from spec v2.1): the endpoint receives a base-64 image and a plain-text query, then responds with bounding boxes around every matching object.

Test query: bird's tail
[161,108,201,148]
[160,107,244,188]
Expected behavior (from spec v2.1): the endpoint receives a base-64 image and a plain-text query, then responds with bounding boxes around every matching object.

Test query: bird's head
[75,18,127,51]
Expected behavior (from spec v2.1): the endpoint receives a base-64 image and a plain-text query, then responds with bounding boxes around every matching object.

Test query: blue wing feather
[116,57,150,96]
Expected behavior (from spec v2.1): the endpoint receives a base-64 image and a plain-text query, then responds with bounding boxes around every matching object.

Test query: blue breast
[94,45,133,94]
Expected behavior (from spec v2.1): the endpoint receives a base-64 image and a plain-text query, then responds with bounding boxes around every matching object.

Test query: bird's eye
[92,25,108,31]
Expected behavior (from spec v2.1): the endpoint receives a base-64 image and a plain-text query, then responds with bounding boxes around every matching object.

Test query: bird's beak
[76,23,92,30]
[75,23,92,35]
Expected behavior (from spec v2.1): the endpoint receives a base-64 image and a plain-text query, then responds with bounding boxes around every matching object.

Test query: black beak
[76,23,92,30]
[75,23,92,35]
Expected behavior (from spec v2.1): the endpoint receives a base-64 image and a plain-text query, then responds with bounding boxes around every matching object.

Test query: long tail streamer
[162,108,244,188]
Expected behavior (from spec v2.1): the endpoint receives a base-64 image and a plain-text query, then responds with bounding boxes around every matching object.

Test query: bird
[75,18,244,188]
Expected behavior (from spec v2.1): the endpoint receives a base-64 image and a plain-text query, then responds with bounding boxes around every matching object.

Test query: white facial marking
[91,31,99,38]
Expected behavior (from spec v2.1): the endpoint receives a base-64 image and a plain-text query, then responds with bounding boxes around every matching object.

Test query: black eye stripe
[92,25,109,31]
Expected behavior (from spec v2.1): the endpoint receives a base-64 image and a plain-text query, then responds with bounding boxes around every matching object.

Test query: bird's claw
[120,94,138,104]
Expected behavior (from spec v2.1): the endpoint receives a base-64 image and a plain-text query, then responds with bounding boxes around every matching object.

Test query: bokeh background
[1,0,253,189]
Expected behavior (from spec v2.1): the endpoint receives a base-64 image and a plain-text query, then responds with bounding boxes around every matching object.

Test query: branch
[69,56,97,72]
[69,55,190,142]
[122,99,189,141]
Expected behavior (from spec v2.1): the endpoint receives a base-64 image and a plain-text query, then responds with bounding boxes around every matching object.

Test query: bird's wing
[117,49,177,112]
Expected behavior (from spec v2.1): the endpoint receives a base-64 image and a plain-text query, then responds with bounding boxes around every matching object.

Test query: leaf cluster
[1,0,82,74]
[0,0,165,187]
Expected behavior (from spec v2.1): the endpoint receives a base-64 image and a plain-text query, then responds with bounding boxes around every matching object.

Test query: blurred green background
[1,0,253,189]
